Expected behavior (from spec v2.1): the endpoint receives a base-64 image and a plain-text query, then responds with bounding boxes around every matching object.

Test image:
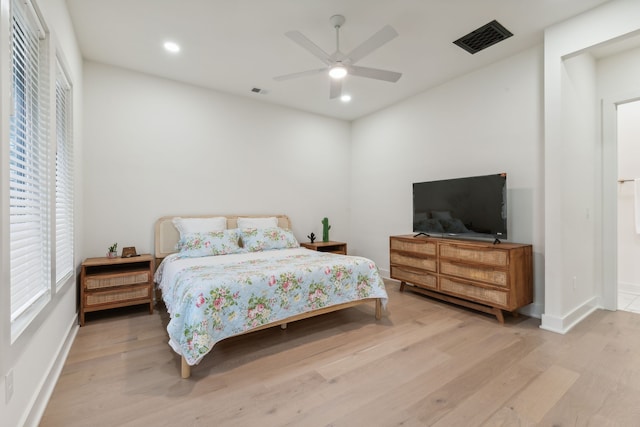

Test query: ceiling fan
[274,15,402,99]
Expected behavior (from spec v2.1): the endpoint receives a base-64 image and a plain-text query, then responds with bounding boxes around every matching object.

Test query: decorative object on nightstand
[307,232,316,243]
[321,217,331,242]
[301,240,347,255]
[121,246,139,258]
[80,254,154,325]
[107,242,118,258]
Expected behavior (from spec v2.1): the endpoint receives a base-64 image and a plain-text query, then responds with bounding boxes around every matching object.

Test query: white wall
[82,62,351,258]
[0,0,83,425]
[559,53,599,318]
[350,46,545,317]
[542,0,640,333]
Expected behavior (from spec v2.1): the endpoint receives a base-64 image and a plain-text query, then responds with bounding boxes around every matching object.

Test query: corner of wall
[540,296,599,334]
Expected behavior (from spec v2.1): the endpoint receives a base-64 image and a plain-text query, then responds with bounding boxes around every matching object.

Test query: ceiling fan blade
[285,30,333,66]
[345,25,398,64]
[329,78,342,99]
[350,65,402,82]
[274,67,327,81]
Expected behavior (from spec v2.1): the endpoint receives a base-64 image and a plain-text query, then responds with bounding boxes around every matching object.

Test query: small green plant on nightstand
[107,243,118,258]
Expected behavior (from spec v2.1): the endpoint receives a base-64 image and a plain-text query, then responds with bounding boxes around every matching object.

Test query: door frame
[602,93,640,310]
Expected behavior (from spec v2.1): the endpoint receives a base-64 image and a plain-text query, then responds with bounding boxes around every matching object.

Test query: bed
[153,215,388,378]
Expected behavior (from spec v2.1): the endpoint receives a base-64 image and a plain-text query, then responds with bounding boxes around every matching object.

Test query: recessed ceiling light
[340,94,351,102]
[163,41,181,53]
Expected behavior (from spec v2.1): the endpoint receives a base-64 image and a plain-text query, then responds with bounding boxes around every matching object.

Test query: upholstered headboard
[154,214,291,260]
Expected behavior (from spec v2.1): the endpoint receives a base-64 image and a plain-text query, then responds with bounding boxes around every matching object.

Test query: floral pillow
[240,227,299,252]
[177,229,243,257]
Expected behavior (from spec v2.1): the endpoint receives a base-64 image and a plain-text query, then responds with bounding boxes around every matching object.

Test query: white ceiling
[65,0,612,121]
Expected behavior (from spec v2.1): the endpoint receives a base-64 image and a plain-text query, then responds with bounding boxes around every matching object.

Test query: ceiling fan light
[329,65,347,79]
[163,41,181,53]
[340,94,351,102]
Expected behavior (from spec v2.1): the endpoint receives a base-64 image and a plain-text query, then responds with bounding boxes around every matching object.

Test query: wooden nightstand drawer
[85,270,150,290]
[85,285,151,307]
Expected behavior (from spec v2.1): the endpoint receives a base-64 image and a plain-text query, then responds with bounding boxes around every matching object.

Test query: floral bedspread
[154,248,388,365]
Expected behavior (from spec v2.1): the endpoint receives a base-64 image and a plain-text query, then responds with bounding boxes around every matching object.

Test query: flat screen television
[413,173,507,241]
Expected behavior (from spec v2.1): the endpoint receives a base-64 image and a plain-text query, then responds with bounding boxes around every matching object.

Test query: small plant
[322,217,331,242]
[108,243,117,253]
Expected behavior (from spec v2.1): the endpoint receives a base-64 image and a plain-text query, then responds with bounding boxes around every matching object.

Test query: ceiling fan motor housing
[330,15,345,28]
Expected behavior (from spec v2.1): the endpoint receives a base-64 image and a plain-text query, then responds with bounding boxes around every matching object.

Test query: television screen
[413,173,507,240]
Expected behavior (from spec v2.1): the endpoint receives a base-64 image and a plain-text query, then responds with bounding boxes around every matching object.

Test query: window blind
[9,0,50,324]
[55,62,73,285]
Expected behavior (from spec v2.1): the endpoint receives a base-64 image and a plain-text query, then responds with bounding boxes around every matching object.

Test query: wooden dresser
[390,235,532,323]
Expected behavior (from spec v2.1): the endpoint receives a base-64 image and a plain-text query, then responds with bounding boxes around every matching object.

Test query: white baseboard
[24,315,79,427]
[540,296,599,334]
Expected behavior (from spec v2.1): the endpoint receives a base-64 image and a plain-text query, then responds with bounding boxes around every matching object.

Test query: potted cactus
[322,217,331,242]
[107,243,118,258]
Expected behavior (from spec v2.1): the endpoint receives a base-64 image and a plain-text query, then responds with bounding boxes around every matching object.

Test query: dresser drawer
[390,238,436,256]
[390,252,436,272]
[391,266,437,290]
[85,270,150,290]
[439,244,508,266]
[440,261,507,287]
[440,277,508,307]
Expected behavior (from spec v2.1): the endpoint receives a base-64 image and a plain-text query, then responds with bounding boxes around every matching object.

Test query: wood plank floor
[41,281,640,426]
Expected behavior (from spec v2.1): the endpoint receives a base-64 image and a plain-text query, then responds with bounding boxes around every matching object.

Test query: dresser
[390,235,532,323]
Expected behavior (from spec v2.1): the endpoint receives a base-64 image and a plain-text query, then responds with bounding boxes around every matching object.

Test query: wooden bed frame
[154,214,384,378]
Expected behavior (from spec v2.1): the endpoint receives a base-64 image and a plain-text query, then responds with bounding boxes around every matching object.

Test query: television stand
[390,235,533,323]
[413,232,430,238]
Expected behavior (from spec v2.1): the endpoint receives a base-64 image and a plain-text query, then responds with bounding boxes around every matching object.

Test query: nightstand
[80,254,154,325]
[300,241,347,255]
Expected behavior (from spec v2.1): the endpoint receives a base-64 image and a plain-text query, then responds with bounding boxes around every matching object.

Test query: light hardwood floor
[41,281,640,426]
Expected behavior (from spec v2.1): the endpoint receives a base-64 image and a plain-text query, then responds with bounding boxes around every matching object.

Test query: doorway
[617,100,640,312]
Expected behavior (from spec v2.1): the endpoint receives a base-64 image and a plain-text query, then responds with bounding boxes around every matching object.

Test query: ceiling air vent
[453,20,513,54]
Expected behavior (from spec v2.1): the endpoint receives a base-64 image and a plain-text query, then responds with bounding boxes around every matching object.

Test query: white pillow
[237,217,278,229]
[173,217,227,238]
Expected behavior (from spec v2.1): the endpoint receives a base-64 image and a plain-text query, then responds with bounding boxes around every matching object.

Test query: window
[55,62,73,287]
[9,0,50,336]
